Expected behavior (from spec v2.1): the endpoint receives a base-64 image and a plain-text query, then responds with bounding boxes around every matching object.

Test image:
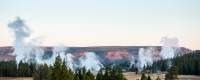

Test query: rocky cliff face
[104,50,131,61]
[66,46,192,62]
[0,46,192,62]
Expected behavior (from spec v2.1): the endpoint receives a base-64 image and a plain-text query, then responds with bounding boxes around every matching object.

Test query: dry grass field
[124,72,200,80]
[0,74,199,80]
[0,77,32,80]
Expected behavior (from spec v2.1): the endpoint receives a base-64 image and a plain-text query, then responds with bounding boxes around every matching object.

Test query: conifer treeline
[128,50,200,75]
[151,50,200,75]
[0,60,35,77]
[0,50,199,79]
[0,55,127,80]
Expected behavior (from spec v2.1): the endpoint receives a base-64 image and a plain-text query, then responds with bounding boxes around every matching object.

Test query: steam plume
[7,17,105,71]
[66,53,74,70]
[137,47,154,69]
[79,52,103,71]
[129,56,135,67]
[7,17,44,63]
[136,36,180,69]
[160,36,179,59]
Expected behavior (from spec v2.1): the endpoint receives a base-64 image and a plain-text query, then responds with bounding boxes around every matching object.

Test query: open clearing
[124,72,200,80]
[0,74,200,80]
[0,77,32,80]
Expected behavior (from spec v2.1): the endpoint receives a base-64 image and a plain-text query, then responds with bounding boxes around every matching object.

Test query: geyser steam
[7,17,44,63]
[8,17,30,63]
[137,47,154,69]
[7,17,103,71]
[8,17,179,71]
[79,52,103,71]
[160,36,179,59]
[136,36,180,69]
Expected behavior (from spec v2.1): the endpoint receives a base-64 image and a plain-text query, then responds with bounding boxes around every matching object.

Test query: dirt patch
[125,74,165,80]
[0,77,32,80]
[0,75,199,80]
[123,72,200,80]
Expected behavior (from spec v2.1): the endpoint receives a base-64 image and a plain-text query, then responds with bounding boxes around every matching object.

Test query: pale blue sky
[0,0,200,50]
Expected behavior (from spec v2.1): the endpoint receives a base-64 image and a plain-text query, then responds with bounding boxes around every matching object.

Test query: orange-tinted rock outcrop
[0,46,192,61]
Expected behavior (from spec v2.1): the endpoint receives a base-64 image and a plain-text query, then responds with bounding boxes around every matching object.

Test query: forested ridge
[150,50,200,75]
[128,50,200,76]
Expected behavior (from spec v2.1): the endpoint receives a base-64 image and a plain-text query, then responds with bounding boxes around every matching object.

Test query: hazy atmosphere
[0,0,200,50]
[1,1,200,80]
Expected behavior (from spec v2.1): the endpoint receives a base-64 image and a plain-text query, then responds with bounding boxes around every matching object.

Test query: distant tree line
[96,65,127,80]
[151,50,200,75]
[0,60,36,77]
[127,50,200,76]
[126,50,200,76]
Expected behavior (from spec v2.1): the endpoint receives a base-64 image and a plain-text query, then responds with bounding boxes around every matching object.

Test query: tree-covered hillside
[151,50,200,75]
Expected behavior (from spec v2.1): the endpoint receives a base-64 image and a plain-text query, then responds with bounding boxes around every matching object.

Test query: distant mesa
[0,46,192,62]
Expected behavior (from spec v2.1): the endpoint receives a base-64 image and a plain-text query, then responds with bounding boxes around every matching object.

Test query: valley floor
[0,74,199,80]
[124,72,200,80]
[0,77,32,80]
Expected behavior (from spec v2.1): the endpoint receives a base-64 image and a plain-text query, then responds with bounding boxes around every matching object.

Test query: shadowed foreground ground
[0,77,32,80]
[0,74,200,80]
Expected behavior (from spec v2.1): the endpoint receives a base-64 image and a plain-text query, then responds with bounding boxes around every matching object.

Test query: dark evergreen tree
[141,73,146,80]
[60,59,68,80]
[51,55,62,80]
[165,66,178,80]
[96,69,103,80]
[18,60,25,77]
[86,70,94,80]
[103,66,110,80]
[156,76,161,80]
[147,75,151,80]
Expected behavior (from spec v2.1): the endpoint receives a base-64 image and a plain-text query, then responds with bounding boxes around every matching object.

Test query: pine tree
[60,59,68,80]
[74,70,80,80]
[103,69,109,80]
[104,66,110,80]
[44,63,51,80]
[51,55,62,80]
[74,76,80,80]
[86,70,94,80]
[96,69,103,80]
[33,71,39,80]
[156,76,161,80]
[147,75,151,80]
[135,67,138,74]
[110,66,117,80]
[68,68,74,80]
[78,68,82,80]
[130,64,135,72]
[141,73,146,80]
[165,66,178,80]
[18,60,25,77]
